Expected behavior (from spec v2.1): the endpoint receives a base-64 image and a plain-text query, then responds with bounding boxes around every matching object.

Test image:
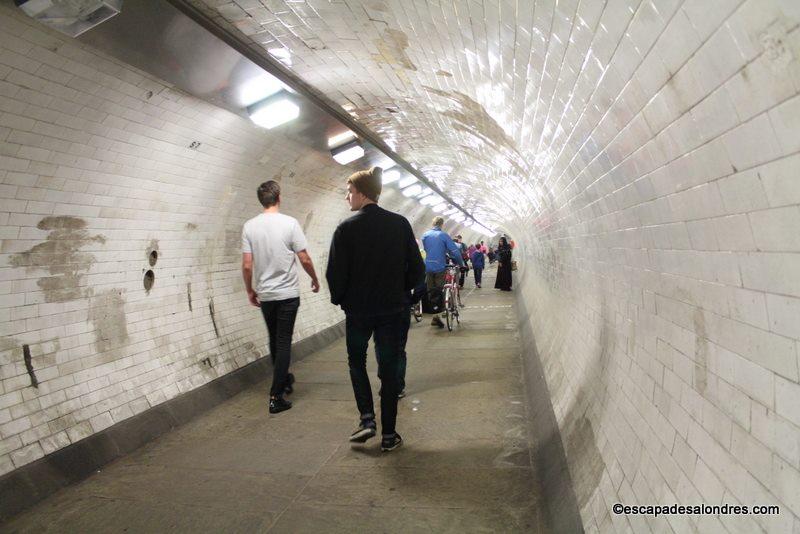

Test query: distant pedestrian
[326,167,425,452]
[471,245,485,288]
[453,234,469,288]
[494,237,513,291]
[242,180,320,414]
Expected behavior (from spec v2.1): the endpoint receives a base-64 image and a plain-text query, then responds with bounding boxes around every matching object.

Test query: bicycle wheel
[444,287,453,331]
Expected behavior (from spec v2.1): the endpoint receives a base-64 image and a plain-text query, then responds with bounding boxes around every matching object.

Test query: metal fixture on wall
[16,0,122,37]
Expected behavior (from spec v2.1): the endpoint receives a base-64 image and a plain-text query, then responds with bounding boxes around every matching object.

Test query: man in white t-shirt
[242,180,319,414]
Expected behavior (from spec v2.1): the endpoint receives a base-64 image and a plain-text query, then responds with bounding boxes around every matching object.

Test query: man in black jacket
[326,166,425,452]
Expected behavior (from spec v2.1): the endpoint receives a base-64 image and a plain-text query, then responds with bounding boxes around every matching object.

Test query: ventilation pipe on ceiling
[15,0,122,37]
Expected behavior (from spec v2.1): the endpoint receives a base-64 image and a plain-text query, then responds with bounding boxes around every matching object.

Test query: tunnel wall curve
[0,4,451,479]
[510,2,800,532]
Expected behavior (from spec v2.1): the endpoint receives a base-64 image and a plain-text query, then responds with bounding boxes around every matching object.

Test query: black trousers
[398,310,410,392]
[345,312,404,436]
[474,267,483,285]
[260,297,300,397]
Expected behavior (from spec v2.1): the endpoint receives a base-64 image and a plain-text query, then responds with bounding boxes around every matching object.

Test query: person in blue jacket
[470,244,485,288]
[421,216,464,328]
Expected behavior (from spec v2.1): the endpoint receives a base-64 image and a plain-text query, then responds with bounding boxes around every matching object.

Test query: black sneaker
[381,433,403,452]
[349,419,377,443]
[269,396,292,414]
[398,390,406,399]
[284,372,295,395]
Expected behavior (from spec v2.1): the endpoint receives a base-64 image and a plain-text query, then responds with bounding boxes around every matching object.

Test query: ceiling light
[328,130,357,147]
[416,187,433,199]
[398,175,418,188]
[239,74,285,107]
[421,194,442,206]
[402,184,422,197]
[452,214,466,222]
[331,140,365,165]
[433,202,448,213]
[382,168,401,184]
[443,207,459,215]
[248,91,300,129]
[376,155,396,169]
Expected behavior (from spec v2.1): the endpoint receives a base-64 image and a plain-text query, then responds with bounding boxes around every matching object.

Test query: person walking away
[494,236,513,291]
[453,235,469,288]
[471,244,485,288]
[421,217,464,328]
[242,180,320,414]
[326,167,425,452]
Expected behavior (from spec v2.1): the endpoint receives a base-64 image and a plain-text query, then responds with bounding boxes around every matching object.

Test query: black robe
[494,246,513,290]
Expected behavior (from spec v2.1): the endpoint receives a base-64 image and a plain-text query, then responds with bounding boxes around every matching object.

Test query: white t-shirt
[241,212,308,301]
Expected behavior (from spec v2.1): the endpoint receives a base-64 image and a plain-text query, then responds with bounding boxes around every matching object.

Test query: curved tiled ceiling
[181,0,798,233]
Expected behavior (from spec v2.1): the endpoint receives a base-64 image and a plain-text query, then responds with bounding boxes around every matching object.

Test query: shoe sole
[381,440,403,452]
[269,404,291,414]
[349,429,376,443]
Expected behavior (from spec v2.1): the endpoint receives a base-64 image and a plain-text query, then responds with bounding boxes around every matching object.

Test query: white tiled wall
[0,4,439,476]
[507,2,800,532]
[194,0,799,532]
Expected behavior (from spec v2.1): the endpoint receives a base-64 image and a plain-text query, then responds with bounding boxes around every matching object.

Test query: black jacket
[326,204,425,316]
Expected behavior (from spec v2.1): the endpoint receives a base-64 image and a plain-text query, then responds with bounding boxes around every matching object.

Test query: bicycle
[442,264,463,331]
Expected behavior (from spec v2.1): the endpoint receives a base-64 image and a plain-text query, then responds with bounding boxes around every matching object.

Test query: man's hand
[311,279,320,293]
[247,289,260,307]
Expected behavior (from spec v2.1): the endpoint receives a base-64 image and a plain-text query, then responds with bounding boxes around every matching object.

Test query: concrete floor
[2,267,542,533]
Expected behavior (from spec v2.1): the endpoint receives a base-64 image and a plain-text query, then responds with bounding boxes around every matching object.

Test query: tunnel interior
[1,0,800,532]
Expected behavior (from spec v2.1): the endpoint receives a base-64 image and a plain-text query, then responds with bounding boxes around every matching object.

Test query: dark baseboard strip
[515,293,585,534]
[0,320,345,522]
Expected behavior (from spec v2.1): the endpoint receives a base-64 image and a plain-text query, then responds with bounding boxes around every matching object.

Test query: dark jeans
[425,271,446,313]
[474,267,483,285]
[458,266,467,287]
[345,312,404,436]
[260,297,300,397]
[398,311,410,392]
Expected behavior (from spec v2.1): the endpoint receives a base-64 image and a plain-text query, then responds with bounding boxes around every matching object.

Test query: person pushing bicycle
[421,216,464,328]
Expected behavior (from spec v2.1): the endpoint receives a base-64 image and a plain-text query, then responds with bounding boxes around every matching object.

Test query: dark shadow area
[515,291,585,533]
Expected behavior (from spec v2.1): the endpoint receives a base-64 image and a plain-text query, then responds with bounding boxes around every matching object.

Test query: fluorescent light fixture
[331,140,365,165]
[240,74,285,107]
[416,187,433,199]
[382,168,402,184]
[248,91,300,129]
[452,214,466,222]
[421,194,442,206]
[376,155,396,169]
[328,130,356,148]
[433,202,448,213]
[443,207,459,215]
[398,175,418,188]
[402,184,423,197]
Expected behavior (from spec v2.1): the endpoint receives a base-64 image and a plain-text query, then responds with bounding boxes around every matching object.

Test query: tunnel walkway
[2,267,541,533]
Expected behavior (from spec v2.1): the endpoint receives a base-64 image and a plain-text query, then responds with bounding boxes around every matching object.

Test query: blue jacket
[470,250,485,270]
[421,227,464,273]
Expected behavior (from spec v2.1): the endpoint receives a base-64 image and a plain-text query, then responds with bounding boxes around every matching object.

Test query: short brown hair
[257,180,280,208]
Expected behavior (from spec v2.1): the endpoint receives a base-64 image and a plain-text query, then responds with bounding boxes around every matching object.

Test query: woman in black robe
[494,237,513,291]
